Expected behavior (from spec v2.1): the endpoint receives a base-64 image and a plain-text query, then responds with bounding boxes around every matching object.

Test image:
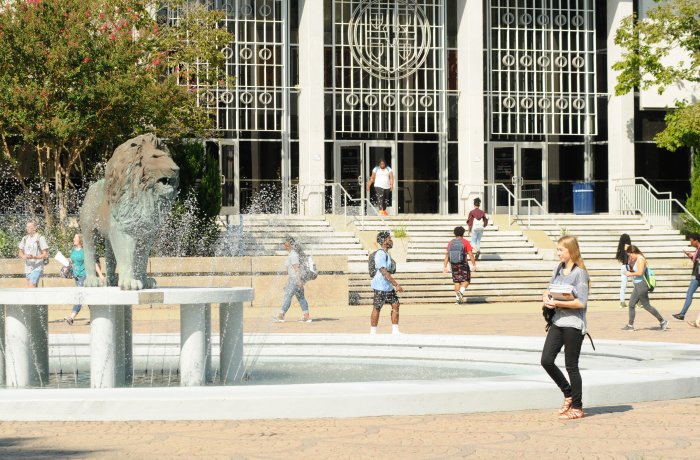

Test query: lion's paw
[144,277,158,289]
[119,277,143,290]
[84,276,103,288]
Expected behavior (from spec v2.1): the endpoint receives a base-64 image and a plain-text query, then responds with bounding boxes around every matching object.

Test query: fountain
[0,134,699,420]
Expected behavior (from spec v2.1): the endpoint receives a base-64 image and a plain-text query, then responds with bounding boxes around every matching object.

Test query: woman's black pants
[540,324,585,409]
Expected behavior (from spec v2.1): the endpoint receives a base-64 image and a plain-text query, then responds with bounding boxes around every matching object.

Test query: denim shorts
[26,268,43,286]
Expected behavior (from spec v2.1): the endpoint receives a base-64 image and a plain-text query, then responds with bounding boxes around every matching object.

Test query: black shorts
[450,262,471,283]
[373,289,400,310]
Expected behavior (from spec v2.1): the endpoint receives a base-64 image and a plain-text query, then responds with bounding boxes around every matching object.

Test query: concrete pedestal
[0,287,253,389]
[220,302,244,384]
[180,304,212,386]
[0,305,4,386]
[4,305,49,387]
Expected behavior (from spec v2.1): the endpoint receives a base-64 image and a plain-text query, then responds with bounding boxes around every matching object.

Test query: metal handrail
[457,182,561,233]
[612,177,675,229]
[671,198,700,228]
[293,183,384,229]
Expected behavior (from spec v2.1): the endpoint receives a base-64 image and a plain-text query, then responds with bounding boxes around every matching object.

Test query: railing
[612,177,700,229]
[457,183,562,233]
[293,183,384,230]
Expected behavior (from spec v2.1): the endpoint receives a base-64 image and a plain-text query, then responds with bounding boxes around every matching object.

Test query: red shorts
[450,262,471,283]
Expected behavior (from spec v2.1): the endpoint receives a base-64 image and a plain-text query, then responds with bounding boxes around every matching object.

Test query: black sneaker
[672,313,685,320]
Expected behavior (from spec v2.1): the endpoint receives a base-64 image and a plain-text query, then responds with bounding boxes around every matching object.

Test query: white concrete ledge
[0,334,698,421]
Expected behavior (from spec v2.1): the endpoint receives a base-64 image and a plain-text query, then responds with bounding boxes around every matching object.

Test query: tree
[0,0,232,224]
[613,0,700,228]
[613,0,700,151]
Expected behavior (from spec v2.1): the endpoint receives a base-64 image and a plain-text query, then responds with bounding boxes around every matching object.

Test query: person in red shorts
[442,226,477,304]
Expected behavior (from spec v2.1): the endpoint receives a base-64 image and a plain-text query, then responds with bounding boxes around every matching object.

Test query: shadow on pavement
[0,437,104,458]
[585,404,634,417]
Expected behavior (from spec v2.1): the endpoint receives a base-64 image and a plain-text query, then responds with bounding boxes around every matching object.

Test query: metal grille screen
[170,1,287,134]
[487,0,597,136]
[333,0,445,134]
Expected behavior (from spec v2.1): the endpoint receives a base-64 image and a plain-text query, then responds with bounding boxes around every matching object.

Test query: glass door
[488,144,546,214]
[519,147,544,214]
[219,142,239,214]
[335,144,365,214]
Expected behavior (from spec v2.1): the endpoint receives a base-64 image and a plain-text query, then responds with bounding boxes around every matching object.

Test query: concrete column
[298,0,326,215]
[124,306,133,384]
[219,302,244,385]
[607,0,636,213]
[0,305,4,386]
[90,305,126,388]
[180,304,211,386]
[457,0,485,215]
[5,305,49,387]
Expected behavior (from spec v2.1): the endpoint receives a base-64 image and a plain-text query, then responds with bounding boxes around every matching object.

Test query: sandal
[64,316,74,326]
[558,397,573,414]
[687,320,700,328]
[559,407,585,420]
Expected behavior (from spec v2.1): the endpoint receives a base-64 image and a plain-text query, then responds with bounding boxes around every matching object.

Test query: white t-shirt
[19,234,49,274]
[372,166,392,190]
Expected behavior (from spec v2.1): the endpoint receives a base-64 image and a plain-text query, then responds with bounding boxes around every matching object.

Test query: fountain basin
[0,333,699,420]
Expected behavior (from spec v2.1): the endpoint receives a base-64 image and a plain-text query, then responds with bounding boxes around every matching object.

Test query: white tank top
[373,166,392,189]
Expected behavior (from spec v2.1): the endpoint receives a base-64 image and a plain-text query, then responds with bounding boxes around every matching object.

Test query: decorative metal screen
[169,1,287,134]
[333,0,445,134]
[487,0,597,136]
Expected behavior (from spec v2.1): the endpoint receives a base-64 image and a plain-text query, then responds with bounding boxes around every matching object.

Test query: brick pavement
[5,299,699,459]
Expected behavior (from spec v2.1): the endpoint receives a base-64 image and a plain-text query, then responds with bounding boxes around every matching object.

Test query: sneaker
[456,291,464,303]
[621,324,635,331]
[64,316,74,326]
[272,314,285,323]
[475,251,480,261]
[300,314,312,323]
[660,320,669,331]
[672,313,685,321]
[619,301,628,309]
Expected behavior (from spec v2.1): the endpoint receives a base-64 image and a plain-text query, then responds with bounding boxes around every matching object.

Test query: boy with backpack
[443,226,477,304]
[369,231,403,335]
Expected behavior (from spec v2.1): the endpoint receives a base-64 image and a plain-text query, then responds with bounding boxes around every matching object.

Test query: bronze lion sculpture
[80,134,179,290]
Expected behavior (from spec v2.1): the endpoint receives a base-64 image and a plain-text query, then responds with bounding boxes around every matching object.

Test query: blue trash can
[573,182,594,214]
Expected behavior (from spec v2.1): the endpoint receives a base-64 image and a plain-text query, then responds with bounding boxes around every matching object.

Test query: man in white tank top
[366,159,394,216]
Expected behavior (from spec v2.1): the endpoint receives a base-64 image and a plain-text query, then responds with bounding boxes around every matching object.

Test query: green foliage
[168,140,222,219]
[681,150,700,234]
[613,0,700,96]
[656,102,700,151]
[0,0,233,223]
[392,224,408,238]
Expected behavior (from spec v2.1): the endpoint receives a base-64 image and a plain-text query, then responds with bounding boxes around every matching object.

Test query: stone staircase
[354,215,543,262]
[514,214,692,259]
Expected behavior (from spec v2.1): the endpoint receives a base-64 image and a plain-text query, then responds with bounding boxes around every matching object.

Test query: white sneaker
[272,314,285,323]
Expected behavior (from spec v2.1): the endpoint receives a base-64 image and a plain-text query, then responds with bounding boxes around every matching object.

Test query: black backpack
[369,249,396,278]
[447,238,465,264]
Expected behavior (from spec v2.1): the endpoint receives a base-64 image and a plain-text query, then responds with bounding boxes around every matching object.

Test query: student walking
[18,220,49,288]
[540,236,590,420]
[622,245,668,331]
[673,233,700,321]
[467,198,488,260]
[366,159,394,216]
[273,236,312,323]
[616,233,632,308]
[64,234,105,325]
[443,226,476,304]
[370,231,403,334]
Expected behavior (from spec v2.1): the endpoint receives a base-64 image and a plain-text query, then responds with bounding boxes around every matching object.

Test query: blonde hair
[557,235,590,285]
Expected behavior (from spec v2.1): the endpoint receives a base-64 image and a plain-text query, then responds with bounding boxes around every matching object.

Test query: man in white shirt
[18,220,49,288]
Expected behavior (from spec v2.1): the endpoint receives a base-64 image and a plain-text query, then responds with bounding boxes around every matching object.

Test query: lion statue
[80,134,179,290]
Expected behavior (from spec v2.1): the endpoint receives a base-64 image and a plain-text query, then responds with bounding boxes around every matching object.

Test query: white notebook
[548,284,576,301]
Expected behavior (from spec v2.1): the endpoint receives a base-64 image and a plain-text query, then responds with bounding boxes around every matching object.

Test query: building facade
[186,0,694,216]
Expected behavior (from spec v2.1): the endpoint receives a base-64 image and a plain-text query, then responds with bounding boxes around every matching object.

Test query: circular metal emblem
[348,0,431,80]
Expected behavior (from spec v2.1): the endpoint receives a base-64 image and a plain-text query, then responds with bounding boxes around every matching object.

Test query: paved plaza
[2,299,700,459]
